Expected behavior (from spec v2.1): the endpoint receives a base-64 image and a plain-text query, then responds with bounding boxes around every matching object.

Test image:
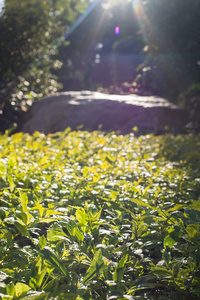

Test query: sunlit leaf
[15,282,31,296]
[0,161,7,176]
[131,198,156,210]
[33,202,45,218]
[7,175,15,192]
[19,192,28,213]
[47,229,69,242]
[164,235,176,249]
[6,282,15,296]
[76,209,87,226]
[0,128,200,299]
[8,156,17,168]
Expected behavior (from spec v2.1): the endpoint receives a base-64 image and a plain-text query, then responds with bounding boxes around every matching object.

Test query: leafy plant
[0,129,200,299]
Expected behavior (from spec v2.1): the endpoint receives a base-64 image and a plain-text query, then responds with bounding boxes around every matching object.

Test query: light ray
[64,0,102,40]
[131,0,153,44]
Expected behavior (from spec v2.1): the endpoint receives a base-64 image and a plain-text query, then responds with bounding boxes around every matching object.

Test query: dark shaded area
[59,1,145,90]
[59,0,200,101]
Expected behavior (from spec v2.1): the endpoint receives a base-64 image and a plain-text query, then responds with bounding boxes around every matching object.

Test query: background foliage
[0,0,87,132]
[134,0,200,101]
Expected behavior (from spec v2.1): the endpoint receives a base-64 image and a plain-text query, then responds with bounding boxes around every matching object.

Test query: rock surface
[21,91,188,134]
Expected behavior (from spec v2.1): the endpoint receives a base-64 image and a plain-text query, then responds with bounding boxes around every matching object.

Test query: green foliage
[0,0,87,132]
[0,129,200,299]
[134,0,200,101]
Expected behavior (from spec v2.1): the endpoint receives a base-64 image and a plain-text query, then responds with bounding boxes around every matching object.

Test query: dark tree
[0,0,87,132]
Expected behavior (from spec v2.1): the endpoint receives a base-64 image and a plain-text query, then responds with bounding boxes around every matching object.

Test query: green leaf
[105,155,114,164]
[76,209,87,226]
[6,282,15,296]
[186,224,199,238]
[30,258,48,290]
[151,266,172,277]
[39,236,47,249]
[82,249,106,284]
[110,190,119,201]
[10,250,29,267]
[8,156,17,168]
[47,229,69,242]
[17,212,33,226]
[113,254,128,283]
[162,250,171,266]
[130,198,156,210]
[43,278,58,293]
[0,269,21,281]
[131,274,157,286]
[19,192,28,213]
[21,291,50,300]
[190,199,200,211]
[7,175,15,192]
[164,235,176,249]
[35,218,57,224]
[14,221,28,236]
[0,161,7,176]
[15,282,31,297]
[39,247,68,277]
[34,202,45,218]
[66,221,77,236]
[74,227,84,242]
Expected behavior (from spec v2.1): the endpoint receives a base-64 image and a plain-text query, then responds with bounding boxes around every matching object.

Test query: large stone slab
[21,91,188,134]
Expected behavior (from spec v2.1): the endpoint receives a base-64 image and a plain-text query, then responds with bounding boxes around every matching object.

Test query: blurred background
[0,0,200,132]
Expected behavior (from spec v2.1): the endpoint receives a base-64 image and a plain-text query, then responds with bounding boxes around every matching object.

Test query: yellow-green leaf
[164,235,176,249]
[15,282,31,296]
[7,175,15,192]
[186,224,199,238]
[20,192,28,213]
